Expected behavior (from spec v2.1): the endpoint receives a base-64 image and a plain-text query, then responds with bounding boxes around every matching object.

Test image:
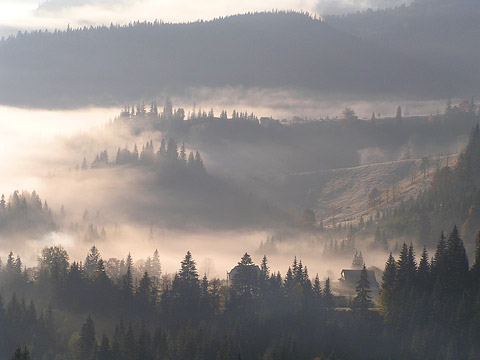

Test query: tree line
[83,138,205,173]
[4,226,480,358]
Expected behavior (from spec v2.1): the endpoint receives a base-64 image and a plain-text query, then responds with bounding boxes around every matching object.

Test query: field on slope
[288,155,455,227]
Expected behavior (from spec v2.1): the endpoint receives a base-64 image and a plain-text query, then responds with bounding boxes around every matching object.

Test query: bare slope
[287,156,454,226]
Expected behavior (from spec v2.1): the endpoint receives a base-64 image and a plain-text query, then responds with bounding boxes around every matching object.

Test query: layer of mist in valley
[0,95,470,282]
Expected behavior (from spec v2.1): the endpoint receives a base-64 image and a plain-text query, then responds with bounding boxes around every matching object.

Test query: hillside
[0,11,468,108]
[325,0,480,86]
[303,156,454,227]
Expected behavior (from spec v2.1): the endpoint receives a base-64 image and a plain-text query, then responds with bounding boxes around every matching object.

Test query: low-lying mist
[0,99,470,286]
[1,224,393,284]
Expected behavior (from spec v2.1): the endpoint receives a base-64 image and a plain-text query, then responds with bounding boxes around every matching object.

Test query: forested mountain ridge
[0,11,468,108]
[325,0,480,87]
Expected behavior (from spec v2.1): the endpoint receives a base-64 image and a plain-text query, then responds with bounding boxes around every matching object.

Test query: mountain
[325,0,480,89]
[0,11,469,108]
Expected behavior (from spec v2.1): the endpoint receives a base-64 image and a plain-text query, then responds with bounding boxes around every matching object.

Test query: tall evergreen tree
[352,265,373,313]
[79,315,96,360]
[323,278,334,309]
[380,253,396,321]
[417,246,430,291]
[445,225,469,294]
[229,253,259,311]
[85,245,101,278]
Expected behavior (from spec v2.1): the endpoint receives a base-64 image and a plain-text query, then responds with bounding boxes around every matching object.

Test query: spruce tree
[313,274,323,307]
[84,245,101,278]
[79,315,96,360]
[230,253,259,309]
[98,333,111,360]
[352,265,373,313]
[432,231,448,281]
[380,253,396,321]
[445,225,469,293]
[323,278,334,309]
[417,246,430,291]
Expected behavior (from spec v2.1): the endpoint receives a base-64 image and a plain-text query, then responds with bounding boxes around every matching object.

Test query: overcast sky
[0,0,412,37]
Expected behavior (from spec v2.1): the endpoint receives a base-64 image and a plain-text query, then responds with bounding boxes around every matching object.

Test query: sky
[0,0,413,37]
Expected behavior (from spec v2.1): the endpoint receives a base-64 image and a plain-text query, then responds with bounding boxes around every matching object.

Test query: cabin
[339,269,380,289]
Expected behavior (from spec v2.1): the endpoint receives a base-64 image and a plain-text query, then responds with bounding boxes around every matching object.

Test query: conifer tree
[445,225,469,293]
[395,243,410,290]
[417,246,430,291]
[260,255,269,282]
[85,245,101,278]
[380,253,396,321]
[120,264,134,306]
[230,253,259,308]
[432,231,448,281]
[352,265,373,312]
[323,278,334,309]
[313,274,323,307]
[151,249,161,279]
[79,315,96,360]
[98,333,111,360]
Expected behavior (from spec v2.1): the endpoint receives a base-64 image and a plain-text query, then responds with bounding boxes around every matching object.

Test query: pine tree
[178,251,199,286]
[313,274,323,307]
[260,255,269,282]
[85,245,101,278]
[98,333,111,360]
[151,249,161,279]
[121,264,134,306]
[136,271,153,315]
[417,246,430,291]
[79,315,96,360]
[380,253,396,321]
[445,225,469,294]
[171,251,200,318]
[230,253,259,308]
[396,243,410,289]
[323,278,334,309]
[352,265,373,312]
[123,323,136,360]
[432,231,448,281]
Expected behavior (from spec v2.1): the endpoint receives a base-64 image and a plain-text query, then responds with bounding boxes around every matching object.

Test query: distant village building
[339,269,380,289]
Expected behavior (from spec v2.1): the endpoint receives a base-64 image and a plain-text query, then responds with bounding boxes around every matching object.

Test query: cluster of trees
[322,235,356,257]
[380,226,480,358]
[84,138,205,173]
[0,244,372,359]
[4,232,480,359]
[0,191,57,236]
[0,295,57,360]
[119,100,260,124]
